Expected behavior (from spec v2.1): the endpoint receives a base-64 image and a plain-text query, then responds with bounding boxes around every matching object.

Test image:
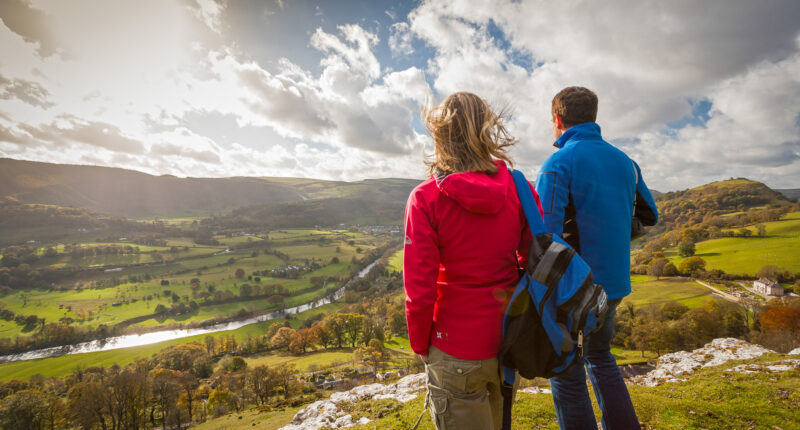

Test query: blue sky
[0,0,799,190]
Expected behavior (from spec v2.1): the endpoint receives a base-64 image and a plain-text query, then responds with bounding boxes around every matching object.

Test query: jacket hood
[435,160,510,214]
[555,122,602,149]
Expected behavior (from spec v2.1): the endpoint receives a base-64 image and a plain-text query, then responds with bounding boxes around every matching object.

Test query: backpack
[499,169,610,429]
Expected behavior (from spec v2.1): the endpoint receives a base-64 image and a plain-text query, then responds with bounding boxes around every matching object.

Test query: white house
[753,278,784,296]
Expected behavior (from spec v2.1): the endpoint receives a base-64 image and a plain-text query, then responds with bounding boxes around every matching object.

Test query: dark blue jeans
[549,298,639,430]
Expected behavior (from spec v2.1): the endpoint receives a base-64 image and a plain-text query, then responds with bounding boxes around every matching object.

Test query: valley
[0,160,798,430]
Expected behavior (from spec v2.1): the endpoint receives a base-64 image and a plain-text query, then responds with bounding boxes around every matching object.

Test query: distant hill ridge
[0,158,421,218]
[654,178,794,226]
[777,188,800,200]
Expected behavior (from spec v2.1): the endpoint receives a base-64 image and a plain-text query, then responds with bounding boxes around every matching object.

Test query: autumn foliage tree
[761,306,800,333]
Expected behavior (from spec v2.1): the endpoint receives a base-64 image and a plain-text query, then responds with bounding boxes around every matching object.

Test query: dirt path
[694,280,746,303]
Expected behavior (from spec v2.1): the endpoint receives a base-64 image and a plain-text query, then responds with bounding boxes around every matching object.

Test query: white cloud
[193,0,226,35]
[389,22,413,57]
[405,0,800,189]
[1,0,798,190]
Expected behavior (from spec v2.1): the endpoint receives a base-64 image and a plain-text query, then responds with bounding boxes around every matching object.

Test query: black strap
[501,383,513,430]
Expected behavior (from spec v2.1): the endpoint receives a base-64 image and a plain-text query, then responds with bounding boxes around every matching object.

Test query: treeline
[199,198,405,230]
[614,296,800,356]
[0,343,309,430]
[0,204,141,232]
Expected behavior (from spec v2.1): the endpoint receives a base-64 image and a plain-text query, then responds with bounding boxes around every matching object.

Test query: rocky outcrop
[279,373,427,430]
[630,338,774,387]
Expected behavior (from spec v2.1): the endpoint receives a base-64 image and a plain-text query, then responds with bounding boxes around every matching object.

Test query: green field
[622,276,716,309]
[671,212,800,276]
[0,228,380,341]
[193,406,302,430]
[387,249,403,273]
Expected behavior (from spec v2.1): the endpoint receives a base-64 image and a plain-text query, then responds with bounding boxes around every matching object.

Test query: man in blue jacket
[535,86,658,429]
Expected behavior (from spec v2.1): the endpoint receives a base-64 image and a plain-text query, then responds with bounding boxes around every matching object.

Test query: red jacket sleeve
[403,187,440,356]
[516,181,544,268]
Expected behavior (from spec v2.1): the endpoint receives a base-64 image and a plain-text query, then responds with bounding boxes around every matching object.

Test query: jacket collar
[554,122,602,148]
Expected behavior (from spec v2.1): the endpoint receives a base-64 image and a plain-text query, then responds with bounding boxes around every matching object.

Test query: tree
[355,338,388,373]
[151,368,182,428]
[660,302,688,321]
[273,364,297,399]
[239,284,252,298]
[678,256,706,276]
[289,328,316,355]
[234,268,245,279]
[67,381,110,430]
[755,224,767,236]
[270,327,295,350]
[325,314,347,348]
[724,311,748,337]
[757,265,782,280]
[737,228,752,237]
[204,335,217,356]
[647,258,668,280]
[678,240,695,257]
[206,389,236,417]
[388,309,408,337]
[342,313,365,347]
[761,306,800,333]
[663,262,679,277]
[0,389,50,430]
[311,323,333,349]
[249,365,278,406]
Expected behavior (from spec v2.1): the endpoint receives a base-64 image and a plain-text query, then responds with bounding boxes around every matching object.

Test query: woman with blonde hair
[404,92,543,429]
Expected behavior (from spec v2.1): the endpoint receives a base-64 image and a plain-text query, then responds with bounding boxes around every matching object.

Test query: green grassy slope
[349,353,799,430]
[188,352,799,430]
[670,212,800,275]
[622,276,715,309]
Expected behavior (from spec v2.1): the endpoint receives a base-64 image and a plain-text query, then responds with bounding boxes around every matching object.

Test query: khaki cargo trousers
[423,345,516,430]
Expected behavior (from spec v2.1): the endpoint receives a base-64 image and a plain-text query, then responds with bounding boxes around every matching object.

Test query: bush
[679,257,706,276]
[678,240,695,257]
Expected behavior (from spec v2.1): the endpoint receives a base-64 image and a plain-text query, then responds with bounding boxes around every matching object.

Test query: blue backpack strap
[510,169,546,236]
[501,169,543,389]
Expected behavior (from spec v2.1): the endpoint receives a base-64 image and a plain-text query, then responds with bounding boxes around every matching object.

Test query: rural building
[753,278,784,296]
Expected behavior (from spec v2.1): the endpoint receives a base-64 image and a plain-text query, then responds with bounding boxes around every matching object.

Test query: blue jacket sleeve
[633,160,658,225]
[535,152,571,236]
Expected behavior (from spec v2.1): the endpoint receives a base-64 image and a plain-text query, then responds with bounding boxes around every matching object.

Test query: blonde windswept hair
[424,92,516,176]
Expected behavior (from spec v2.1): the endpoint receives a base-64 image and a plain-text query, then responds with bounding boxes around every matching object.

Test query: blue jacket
[534,123,658,299]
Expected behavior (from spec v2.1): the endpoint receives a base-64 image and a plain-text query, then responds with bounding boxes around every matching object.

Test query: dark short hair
[552,86,598,128]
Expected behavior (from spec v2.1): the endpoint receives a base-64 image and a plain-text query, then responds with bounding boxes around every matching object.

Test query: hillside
[201,197,406,229]
[655,178,794,227]
[0,158,420,218]
[668,211,800,275]
[204,338,800,430]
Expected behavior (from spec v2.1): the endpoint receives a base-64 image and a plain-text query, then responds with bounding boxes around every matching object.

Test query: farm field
[670,211,800,276]
[387,249,403,273]
[0,228,383,342]
[622,276,716,309]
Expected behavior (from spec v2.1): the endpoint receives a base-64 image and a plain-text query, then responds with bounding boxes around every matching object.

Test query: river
[0,259,381,364]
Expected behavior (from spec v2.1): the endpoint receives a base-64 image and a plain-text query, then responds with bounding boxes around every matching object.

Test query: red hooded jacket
[403,161,543,360]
